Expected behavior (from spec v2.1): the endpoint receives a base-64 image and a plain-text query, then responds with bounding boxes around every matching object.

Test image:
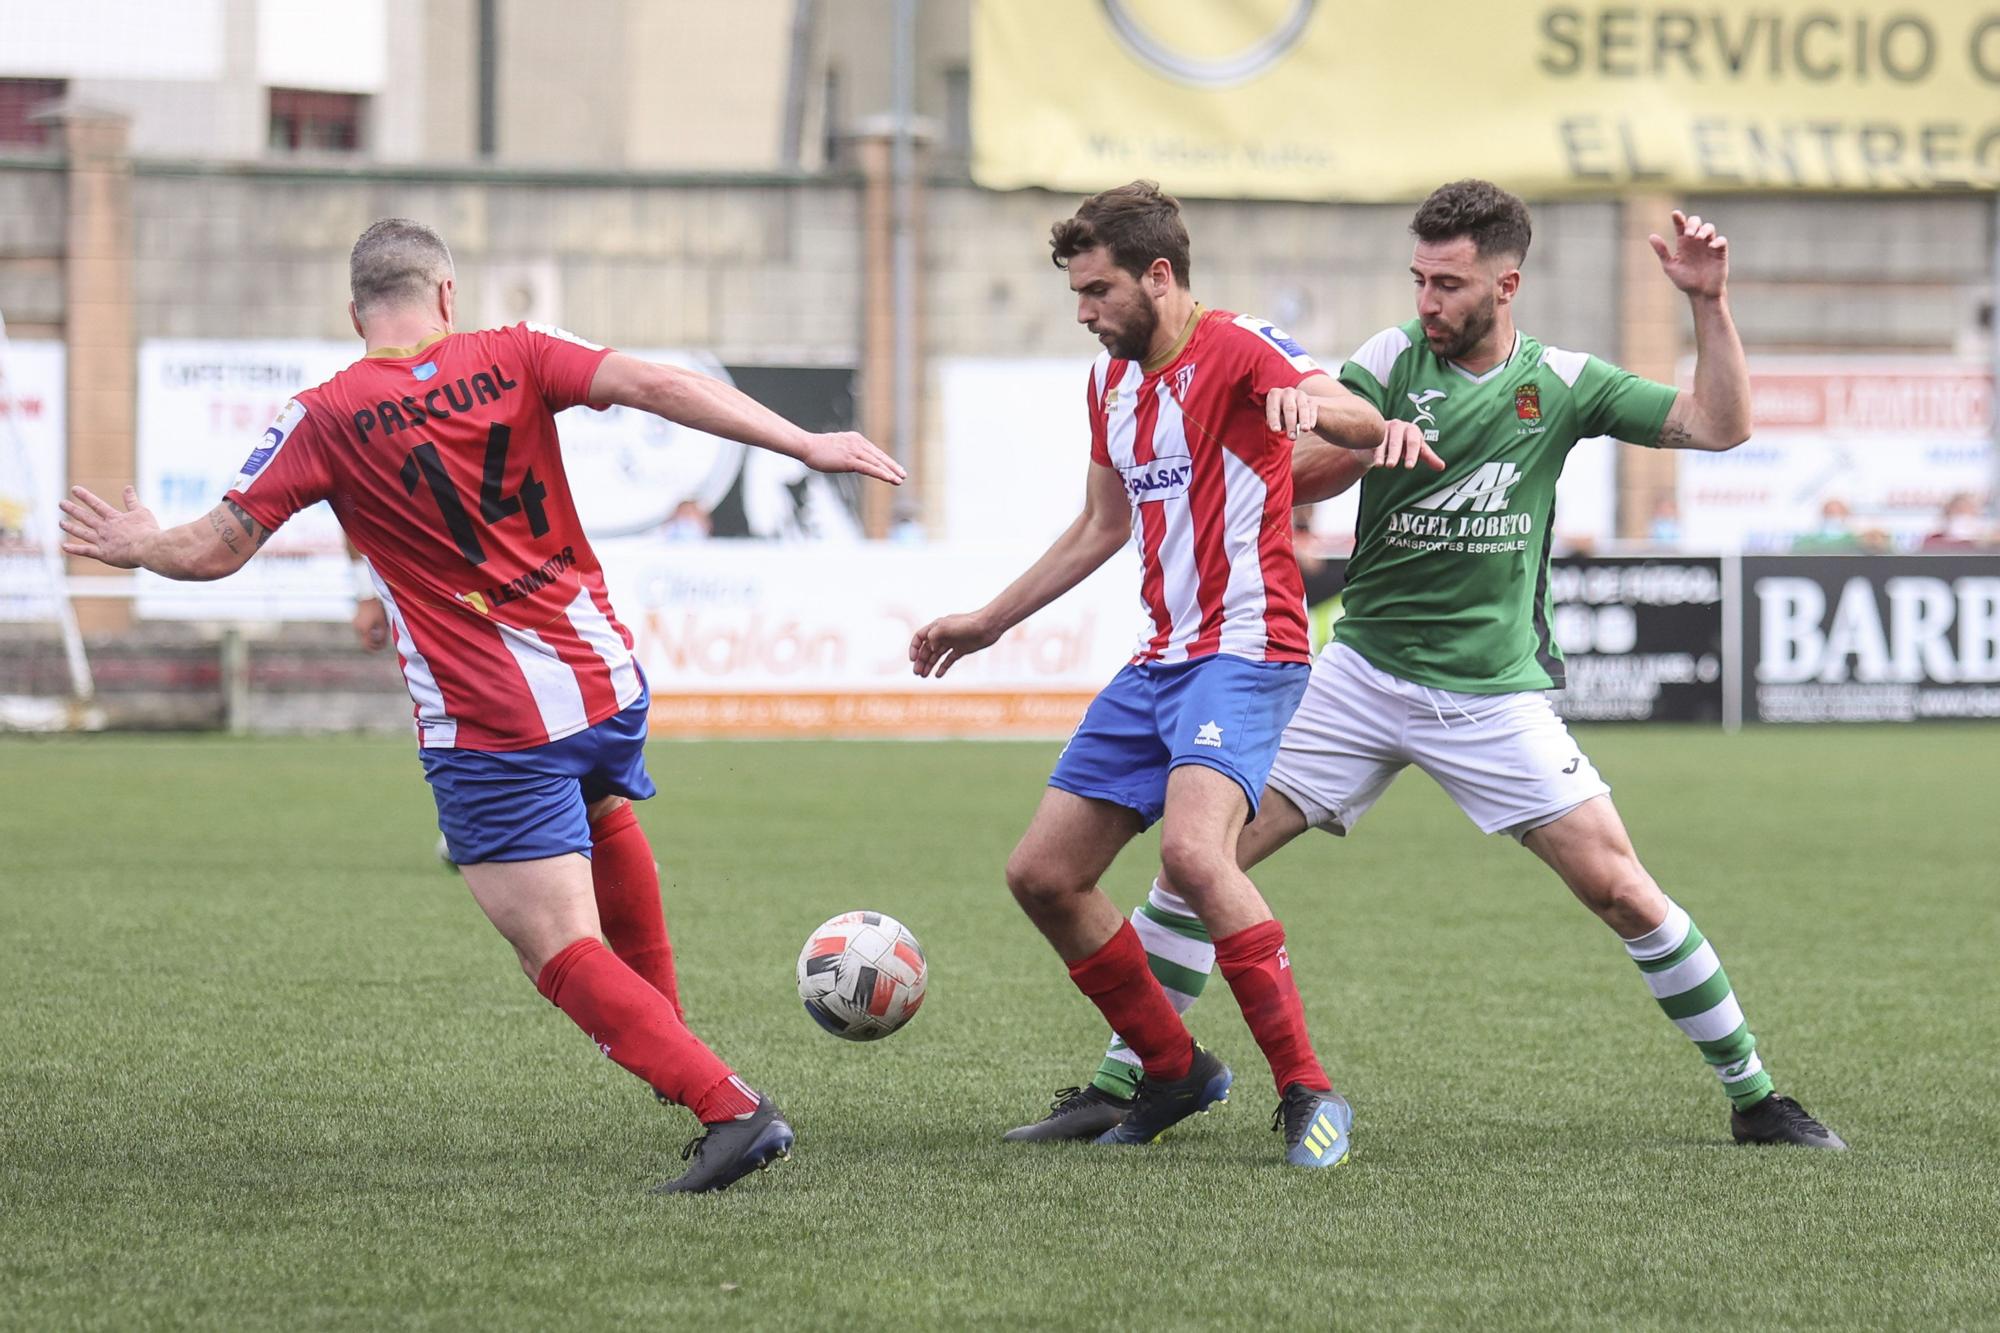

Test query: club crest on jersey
[1514,383,1541,421]
[1120,458,1193,504]
[1172,363,1197,397]
[236,399,307,485]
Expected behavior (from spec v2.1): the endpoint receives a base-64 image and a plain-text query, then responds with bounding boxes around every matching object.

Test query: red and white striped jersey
[1088,308,1317,665]
[226,323,642,750]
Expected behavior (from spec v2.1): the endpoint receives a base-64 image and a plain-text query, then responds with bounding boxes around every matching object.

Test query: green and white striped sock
[1622,898,1774,1111]
[1091,880,1213,1098]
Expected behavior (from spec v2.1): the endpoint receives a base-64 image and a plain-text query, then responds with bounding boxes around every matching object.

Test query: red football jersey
[226,323,640,750]
[1086,308,1316,665]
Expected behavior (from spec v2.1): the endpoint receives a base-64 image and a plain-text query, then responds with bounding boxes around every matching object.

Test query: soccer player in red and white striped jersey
[910,182,1415,1165]
[60,218,904,1194]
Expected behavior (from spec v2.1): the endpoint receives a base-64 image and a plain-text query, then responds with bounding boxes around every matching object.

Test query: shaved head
[349,218,454,318]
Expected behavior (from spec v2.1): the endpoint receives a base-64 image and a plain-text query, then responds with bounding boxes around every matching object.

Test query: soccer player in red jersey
[60,219,905,1194]
[910,183,1433,1166]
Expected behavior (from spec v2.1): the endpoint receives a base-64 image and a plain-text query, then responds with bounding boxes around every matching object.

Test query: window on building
[0,79,66,147]
[942,63,971,164]
[268,88,366,153]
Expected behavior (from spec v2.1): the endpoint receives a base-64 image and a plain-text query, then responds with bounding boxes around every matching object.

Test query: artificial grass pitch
[3,727,1996,1329]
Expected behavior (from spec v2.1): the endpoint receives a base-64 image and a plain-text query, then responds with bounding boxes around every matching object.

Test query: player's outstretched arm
[1293,420,1443,504]
[588,352,905,484]
[910,463,1129,678]
[1650,210,1752,452]
[58,487,264,581]
[1265,374,1387,453]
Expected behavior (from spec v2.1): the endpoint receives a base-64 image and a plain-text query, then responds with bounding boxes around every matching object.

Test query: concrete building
[1,0,1993,544]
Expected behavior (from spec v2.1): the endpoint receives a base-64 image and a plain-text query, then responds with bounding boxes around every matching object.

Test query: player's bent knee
[1157,836,1230,903]
[1579,864,1664,933]
[1004,852,1085,914]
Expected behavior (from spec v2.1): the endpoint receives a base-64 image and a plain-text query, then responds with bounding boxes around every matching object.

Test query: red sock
[535,938,756,1123]
[1215,920,1330,1095]
[1068,921,1194,1081]
[588,803,681,1018]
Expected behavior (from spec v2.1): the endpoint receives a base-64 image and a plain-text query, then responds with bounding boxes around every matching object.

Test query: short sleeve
[1087,363,1111,466]
[1228,313,1320,397]
[1338,325,1412,416]
[507,322,617,413]
[1565,352,1678,446]
[224,396,333,532]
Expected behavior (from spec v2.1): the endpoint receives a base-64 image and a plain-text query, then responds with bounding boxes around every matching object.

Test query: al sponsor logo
[1384,461,1534,549]
[1418,461,1523,515]
[1405,388,1446,443]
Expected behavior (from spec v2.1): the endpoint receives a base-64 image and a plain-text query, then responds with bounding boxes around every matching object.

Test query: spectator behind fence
[662,498,712,542]
[1791,498,1889,555]
[1919,493,1992,552]
[1647,493,1682,547]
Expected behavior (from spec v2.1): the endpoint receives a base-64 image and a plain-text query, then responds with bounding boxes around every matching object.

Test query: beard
[1099,298,1160,363]
[1427,294,1498,362]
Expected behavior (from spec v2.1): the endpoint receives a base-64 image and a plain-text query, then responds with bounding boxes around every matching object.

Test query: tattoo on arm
[224,499,272,549]
[206,500,270,561]
[207,506,242,555]
[1657,419,1693,449]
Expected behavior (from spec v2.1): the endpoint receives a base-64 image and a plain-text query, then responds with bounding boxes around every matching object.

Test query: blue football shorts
[420,687,657,865]
[1048,654,1310,828]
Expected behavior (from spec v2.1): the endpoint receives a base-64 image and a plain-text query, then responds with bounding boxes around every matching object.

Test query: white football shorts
[1265,643,1610,841]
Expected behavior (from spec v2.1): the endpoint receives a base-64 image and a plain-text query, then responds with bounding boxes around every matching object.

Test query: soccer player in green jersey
[1008,179,1843,1153]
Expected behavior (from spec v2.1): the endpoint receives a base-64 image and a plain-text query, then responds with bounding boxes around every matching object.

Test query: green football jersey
[1334,319,1678,693]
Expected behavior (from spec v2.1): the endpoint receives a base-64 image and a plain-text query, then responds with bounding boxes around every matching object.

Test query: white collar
[1446,331,1520,385]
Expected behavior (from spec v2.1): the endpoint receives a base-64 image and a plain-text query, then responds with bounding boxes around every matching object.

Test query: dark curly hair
[1410,180,1532,264]
[1050,180,1192,288]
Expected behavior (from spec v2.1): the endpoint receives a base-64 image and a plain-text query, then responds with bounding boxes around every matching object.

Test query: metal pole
[1990,192,1999,519]
[890,0,917,528]
[780,0,817,169]
[476,0,498,158]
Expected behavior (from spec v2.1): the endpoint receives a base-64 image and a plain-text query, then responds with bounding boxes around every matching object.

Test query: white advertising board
[597,538,1146,735]
[0,340,67,621]
[1678,359,1994,552]
[135,340,357,620]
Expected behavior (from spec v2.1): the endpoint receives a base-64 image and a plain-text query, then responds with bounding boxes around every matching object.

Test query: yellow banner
[973,1,2000,199]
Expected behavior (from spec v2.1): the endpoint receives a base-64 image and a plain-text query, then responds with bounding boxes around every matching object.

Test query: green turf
[3,726,1997,1329]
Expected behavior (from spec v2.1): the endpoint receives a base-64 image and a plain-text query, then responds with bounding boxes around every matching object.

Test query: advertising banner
[0,340,66,622]
[596,538,1147,736]
[135,339,357,620]
[1677,359,1993,552]
[973,1,2000,200]
[1550,556,1727,722]
[1743,553,2000,722]
[133,340,851,620]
